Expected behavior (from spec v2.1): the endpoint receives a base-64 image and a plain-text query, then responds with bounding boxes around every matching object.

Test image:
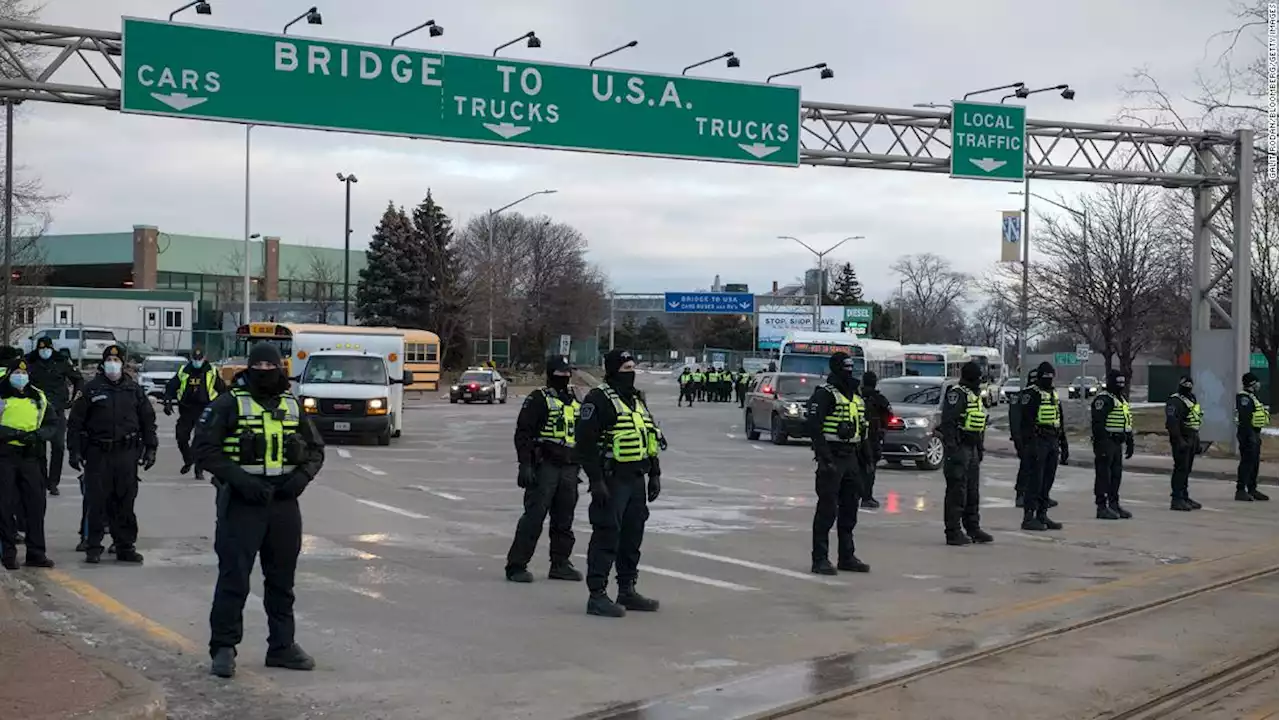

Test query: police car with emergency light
[449,367,509,404]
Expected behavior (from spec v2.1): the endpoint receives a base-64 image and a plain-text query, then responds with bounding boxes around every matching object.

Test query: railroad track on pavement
[757,564,1279,719]
[1100,648,1277,720]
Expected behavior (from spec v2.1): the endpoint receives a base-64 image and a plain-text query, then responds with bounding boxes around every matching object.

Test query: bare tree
[285,249,341,323]
[200,249,251,328]
[890,253,970,343]
[1028,185,1181,378]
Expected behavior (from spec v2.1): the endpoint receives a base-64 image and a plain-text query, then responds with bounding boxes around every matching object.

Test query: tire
[770,413,789,445]
[487,395,495,404]
[917,435,944,471]
[450,398,458,404]
[376,426,392,446]
[745,411,761,441]
[499,389,508,404]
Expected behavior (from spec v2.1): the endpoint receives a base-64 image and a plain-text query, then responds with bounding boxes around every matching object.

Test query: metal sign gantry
[0,18,1256,444]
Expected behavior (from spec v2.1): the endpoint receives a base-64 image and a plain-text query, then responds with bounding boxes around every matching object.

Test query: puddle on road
[145,534,378,567]
[645,505,790,537]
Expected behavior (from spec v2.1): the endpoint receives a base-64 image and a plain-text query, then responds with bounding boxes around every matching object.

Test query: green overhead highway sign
[949,100,1026,182]
[120,18,802,166]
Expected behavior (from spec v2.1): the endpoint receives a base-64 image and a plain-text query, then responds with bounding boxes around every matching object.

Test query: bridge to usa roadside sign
[120,17,802,166]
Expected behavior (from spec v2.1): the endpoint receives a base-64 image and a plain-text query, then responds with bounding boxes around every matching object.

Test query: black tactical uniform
[1017,361,1067,531]
[678,369,694,407]
[805,352,871,575]
[505,356,583,583]
[1011,368,1036,507]
[736,367,749,407]
[1091,369,1135,520]
[1235,372,1271,502]
[939,362,993,546]
[859,371,892,509]
[26,337,83,496]
[163,349,227,480]
[0,357,59,570]
[67,345,157,564]
[578,349,662,618]
[1165,375,1203,511]
[193,343,324,678]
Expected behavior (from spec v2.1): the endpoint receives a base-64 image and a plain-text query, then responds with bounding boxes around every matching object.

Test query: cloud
[26,0,1231,302]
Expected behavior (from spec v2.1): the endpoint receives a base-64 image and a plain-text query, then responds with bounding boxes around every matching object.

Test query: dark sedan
[876,376,948,470]
[743,372,822,445]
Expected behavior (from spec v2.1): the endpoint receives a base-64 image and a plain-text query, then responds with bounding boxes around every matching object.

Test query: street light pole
[2,101,13,345]
[779,235,863,330]
[487,190,557,363]
[337,173,358,324]
[589,40,637,66]
[242,124,252,325]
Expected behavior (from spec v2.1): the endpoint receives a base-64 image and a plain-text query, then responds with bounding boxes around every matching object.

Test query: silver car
[875,376,952,471]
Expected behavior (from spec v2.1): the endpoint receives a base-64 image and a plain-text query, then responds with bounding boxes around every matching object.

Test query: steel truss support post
[0,21,122,107]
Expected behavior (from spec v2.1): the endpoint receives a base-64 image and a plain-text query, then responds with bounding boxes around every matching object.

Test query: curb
[983,447,1280,486]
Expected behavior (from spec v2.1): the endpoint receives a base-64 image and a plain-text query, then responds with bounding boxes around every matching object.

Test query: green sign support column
[950,100,1026,182]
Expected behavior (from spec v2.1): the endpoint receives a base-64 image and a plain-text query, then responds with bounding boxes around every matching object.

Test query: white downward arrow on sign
[739,142,781,159]
[150,92,209,111]
[484,122,532,139]
[969,157,1008,173]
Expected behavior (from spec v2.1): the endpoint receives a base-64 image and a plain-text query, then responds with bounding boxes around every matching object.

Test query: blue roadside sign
[664,292,754,314]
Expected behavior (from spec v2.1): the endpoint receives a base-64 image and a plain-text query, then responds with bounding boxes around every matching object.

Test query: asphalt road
[18,373,1278,720]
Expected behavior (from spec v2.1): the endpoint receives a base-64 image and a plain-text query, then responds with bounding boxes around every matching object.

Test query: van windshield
[302,356,387,384]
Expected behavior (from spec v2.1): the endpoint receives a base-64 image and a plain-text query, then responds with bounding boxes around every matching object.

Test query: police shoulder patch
[579,402,595,420]
[198,406,214,425]
[1093,397,1106,410]
[1239,395,1251,407]
[946,389,960,404]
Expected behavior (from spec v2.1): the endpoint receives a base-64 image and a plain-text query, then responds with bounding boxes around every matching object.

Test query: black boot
[1110,502,1133,519]
[195,469,206,481]
[24,554,54,569]
[505,568,534,583]
[1170,497,1194,511]
[548,562,583,581]
[180,462,192,475]
[1096,504,1121,520]
[1014,492,1024,508]
[1185,497,1202,509]
[48,486,60,496]
[1020,509,1047,531]
[617,584,659,612]
[265,643,315,671]
[115,547,144,564]
[1046,497,1059,509]
[966,527,994,544]
[836,556,870,572]
[860,496,880,509]
[210,647,236,678]
[946,531,971,546]
[1235,488,1255,502]
[85,549,102,564]
[75,539,87,552]
[811,558,837,575]
[1,549,17,571]
[586,590,626,617]
[1037,511,1063,530]
[1249,488,1270,501]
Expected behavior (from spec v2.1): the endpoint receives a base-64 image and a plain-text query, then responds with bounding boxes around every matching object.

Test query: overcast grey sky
[23,0,1235,300]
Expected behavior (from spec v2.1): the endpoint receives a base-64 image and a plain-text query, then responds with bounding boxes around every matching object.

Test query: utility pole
[2,101,13,346]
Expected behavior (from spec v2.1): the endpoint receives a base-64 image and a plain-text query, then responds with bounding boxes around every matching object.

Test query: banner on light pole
[1001,210,1022,263]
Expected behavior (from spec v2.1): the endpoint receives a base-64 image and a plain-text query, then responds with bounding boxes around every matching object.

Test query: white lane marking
[571,554,756,592]
[671,548,845,586]
[751,444,765,451]
[336,448,352,459]
[904,574,942,580]
[356,464,386,476]
[994,530,1054,542]
[666,476,756,495]
[410,485,464,501]
[356,499,429,519]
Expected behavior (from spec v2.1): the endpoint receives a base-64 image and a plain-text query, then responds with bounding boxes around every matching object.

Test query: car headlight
[301,396,317,414]
[450,384,459,391]
[786,402,802,416]
[905,417,931,428]
[367,397,388,415]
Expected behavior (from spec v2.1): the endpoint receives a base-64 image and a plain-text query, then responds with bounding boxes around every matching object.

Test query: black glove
[163,404,173,417]
[647,473,661,502]
[280,471,311,498]
[1124,438,1134,459]
[230,475,273,505]
[978,446,984,462]
[1193,442,1204,455]
[588,474,609,500]
[1059,445,1069,466]
[517,463,536,489]
[816,455,835,475]
[69,451,82,471]
[140,446,157,471]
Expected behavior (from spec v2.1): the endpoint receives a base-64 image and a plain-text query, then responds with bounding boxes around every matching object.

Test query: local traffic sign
[664,292,754,314]
[120,18,802,166]
[950,100,1026,182]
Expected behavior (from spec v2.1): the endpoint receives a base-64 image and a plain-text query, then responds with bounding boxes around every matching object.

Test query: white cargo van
[288,330,413,445]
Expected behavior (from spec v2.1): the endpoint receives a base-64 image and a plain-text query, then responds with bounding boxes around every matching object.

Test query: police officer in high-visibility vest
[1017,362,1068,531]
[736,366,750,407]
[1091,369,1135,520]
[805,352,871,574]
[692,367,706,402]
[163,348,226,480]
[1010,367,1036,507]
[0,357,58,570]
[678,367,695,407]
[193,342,325,678]
[578,349,663,618]
[67,345,157,564]
[1235,372,1271,502]
[938,362,993,546]
[1164,375,1203,511]
[506,356,584,583]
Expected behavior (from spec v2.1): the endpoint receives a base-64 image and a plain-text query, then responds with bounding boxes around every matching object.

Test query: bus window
[234,337,293,359]
[406,342,439,363]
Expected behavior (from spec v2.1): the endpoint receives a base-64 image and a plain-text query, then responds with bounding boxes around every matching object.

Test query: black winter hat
[603,349,634,375]
[1243,372,1259,386]
[829,352,852,374]
[862,370,878,388]
[546,355,572,380]
[1036,361,1055,377]
[247,342,284,368]
[102,344,126,362]
[960,361,982,382]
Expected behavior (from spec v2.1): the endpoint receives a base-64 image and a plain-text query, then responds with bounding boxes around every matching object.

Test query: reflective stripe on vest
[1175,394,1202,430]
[959,386,987,432]
[820,384,865,443]
[1100,390,1132,432]
[1238,391,1270,429]
[600,385,658,462]
[538,389,579,448]
[178,367,219,402]
[220,389,301,476]
[0,388,46,446]
[1035,388,1061,427]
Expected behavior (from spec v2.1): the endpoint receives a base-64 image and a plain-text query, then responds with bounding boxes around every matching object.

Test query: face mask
[248,367,284,395]
[192,359,205,369]
[611,371,636,391]
[9,372,28,390]
[1180,382,1194,394]
[103,360,123,379]
[1037,374,1054,389]
[548,374,570,391]
[37,348,51,360]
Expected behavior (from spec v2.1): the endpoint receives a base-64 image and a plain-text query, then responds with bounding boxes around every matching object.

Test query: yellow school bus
[224,323,440,391]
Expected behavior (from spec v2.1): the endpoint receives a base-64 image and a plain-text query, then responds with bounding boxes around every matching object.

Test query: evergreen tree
[410,191,467,368]
[355,202,419,326]
[636,317,673,354]
[829,262,864,305]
